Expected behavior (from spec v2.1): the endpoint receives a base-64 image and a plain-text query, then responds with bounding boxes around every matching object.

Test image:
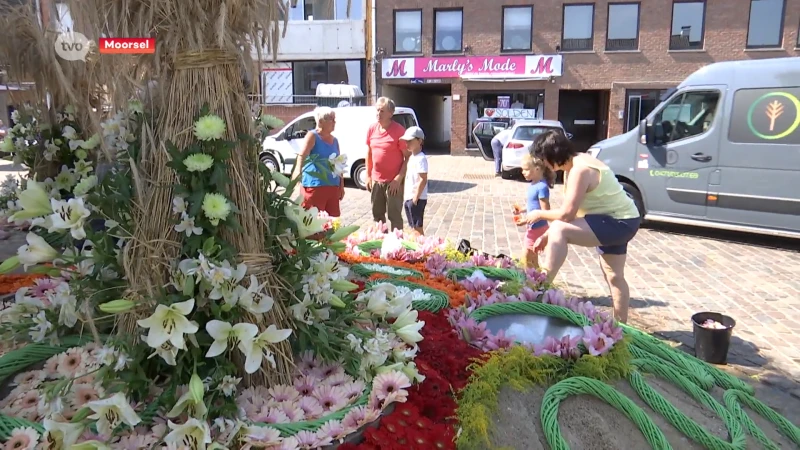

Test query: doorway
[625,89,671,132]
[382,83,452,153]
[557,90,610,153]
[466,90,545,148]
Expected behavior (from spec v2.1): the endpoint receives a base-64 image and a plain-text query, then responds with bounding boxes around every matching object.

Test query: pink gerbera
[294,430,322,449]
[296,396,323,420]
[316,419,348,444]
[323,372,351,388]
[267,384,300,403]
[254,406,290,424]
[341,380,366,401]
[372,371,411,401]
[31,278,60,298]
[72,383,103,407]
[278,401,305,422]
[12,370,45,388]
[312,385,347,413]
[296,350,319,375]
[56,348,89,378]
[342,406,381,430]
[3,426,39,450]
[293,376,316,396]
[116,432,157,450]
[42,355,59,378]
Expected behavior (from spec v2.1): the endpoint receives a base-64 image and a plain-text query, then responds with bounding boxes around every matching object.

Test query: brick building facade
[375,0,800,154]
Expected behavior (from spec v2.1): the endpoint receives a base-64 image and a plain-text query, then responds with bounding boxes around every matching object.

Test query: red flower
[353,280,366,293]
[394,403,422,420]
[363,426,392,444]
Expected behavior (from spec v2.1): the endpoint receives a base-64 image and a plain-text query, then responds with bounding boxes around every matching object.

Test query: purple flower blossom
[582,325,614,356]
[484,329,514,350]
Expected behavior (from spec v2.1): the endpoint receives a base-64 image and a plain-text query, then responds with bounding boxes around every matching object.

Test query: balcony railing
[561,38,593,52]
[669,35,702,51]
[251,94,368,107]
[605,38,638,51]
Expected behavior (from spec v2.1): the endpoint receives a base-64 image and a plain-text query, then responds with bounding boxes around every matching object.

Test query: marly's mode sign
[382,55,563,80]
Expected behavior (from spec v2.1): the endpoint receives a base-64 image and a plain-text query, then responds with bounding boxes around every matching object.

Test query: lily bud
[328,224,359,242]
[328,242,346,254]
[0,256,21,274]
[329,295,346,308]
[189,373,205,404]
[71,407,92,423]
[330,280,359,292]
[272,171,291,188]
[97,299,135,314]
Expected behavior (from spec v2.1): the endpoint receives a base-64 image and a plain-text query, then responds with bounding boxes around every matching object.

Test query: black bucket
[691,312,736,364]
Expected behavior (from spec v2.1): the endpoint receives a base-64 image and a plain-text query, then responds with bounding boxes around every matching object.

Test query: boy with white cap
[399,126,428,235]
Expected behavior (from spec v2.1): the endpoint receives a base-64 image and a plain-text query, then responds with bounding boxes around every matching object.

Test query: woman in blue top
[292,107,345,216]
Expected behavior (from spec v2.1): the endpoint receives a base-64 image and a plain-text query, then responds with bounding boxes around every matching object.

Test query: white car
[500,119,571,176]
[261,106,419,190]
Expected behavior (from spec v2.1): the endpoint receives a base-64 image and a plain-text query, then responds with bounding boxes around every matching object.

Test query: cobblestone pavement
[340,154,800,395]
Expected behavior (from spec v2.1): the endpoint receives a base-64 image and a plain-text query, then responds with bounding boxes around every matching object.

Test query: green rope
[447,266,526,284]
[628,344,715,392]
[541,377,673,450]
[365,279,449,312]
[350,263,423,279]
[723,389,800,449]
[0,414,43,440]
[621,324,752,394]
[0,335,96,385]
[628,358,746,450]
[469,301,591,328]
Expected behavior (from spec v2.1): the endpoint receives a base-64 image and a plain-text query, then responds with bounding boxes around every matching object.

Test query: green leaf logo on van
[746,92,800,140]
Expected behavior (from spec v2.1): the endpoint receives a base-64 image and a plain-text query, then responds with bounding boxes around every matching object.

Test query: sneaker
[495,172,502,177]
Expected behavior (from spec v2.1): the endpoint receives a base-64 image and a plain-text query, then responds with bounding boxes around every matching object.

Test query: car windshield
[512,126,562,141]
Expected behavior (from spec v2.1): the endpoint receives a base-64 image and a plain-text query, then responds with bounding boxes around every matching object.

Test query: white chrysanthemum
[194,115,225,141]
[183,153,214,172]
[73,175,98,196]
[201,193,231,226]
[81,134,101,150]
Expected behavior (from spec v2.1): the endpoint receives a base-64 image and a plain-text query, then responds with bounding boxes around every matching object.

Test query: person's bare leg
[542,219,602,284]
[525,249,538,269]
[413,226,424,235]
[599,254,630,323]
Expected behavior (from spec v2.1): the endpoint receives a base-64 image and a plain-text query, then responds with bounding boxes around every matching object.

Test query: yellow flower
[202,193,231,226]
[194,115,225,141]
[184,154,214,172]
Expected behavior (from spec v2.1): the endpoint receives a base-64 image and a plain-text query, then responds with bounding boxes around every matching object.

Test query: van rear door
[393,111,417,129]
[707,86,800,234]
[634,87,723,219]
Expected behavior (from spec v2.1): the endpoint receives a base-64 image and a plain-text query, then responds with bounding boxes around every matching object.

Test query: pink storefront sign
[381,55,563,80]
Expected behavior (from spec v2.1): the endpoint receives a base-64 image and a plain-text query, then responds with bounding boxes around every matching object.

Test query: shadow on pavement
[653,329,770,369]
[643,222,800,252]
[427,180,477,194]
[577,294,670,310]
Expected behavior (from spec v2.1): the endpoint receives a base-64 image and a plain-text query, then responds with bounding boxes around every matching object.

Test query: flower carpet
[0,104,798,450]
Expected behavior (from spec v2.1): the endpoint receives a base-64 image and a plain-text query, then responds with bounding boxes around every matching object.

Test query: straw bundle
[1,0,297,386]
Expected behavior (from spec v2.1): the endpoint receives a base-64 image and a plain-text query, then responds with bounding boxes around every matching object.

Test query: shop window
[670,1,706,50]
[561,4,594,52]
[434,9,463,53]
[651,91,719,145]
[606,3,639,51]
[394,10,422,54]
[281,0,359,20]
[292,60,363,102]
[502,6,533,52]
[302,0,334,20]
[746,0,785,49]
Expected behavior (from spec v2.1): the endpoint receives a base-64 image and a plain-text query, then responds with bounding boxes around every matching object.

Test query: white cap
[400,126,425,141]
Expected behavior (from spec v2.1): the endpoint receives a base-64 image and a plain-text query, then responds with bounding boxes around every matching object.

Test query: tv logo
[54,32,93,61]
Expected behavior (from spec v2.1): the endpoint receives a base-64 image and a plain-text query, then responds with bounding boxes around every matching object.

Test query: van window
[393,113,417,129]
[512,126,564,141]
[728,87,800,145]
[287,116,316,138]
[651,91,719,145]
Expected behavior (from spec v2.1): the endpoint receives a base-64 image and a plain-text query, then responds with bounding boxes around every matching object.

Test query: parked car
[499,119,571,177]
[261,106,419,190]
[471,120,511,161]
[588,56,800,239]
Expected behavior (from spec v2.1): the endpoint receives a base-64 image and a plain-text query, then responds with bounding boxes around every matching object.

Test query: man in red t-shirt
[366,97,409,231]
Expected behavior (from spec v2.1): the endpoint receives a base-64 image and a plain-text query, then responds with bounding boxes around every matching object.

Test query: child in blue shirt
[514,152,553,269]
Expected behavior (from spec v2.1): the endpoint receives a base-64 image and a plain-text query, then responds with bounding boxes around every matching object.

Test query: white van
[261,106,419,190]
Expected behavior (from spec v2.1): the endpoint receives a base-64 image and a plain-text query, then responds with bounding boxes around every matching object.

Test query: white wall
[254,20,366,61]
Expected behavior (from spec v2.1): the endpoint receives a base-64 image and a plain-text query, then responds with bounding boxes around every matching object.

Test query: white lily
[329,153,348,177]
[49,197,91,240]
[137,298,199,350]
[284,203,326,238]
[235,275,274,314]
[175,213,203,237]
[148,341,179,366]
[239,325,293,374]
[164,419,212,450]
[42,419,83,449]
[86,393,141,436]
[392,308,425,345]
[9,180,53,221]
[205,320,258,358]
[17,233,59,268]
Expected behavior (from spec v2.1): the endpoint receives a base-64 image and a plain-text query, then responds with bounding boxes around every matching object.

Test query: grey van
[589,56,800,239]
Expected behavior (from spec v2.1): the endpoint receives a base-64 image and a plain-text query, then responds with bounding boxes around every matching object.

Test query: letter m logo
[529,56,553,75]
[383,59,413,78]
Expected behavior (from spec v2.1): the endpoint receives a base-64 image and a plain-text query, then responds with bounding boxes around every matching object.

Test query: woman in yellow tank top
[519,130,641,323]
